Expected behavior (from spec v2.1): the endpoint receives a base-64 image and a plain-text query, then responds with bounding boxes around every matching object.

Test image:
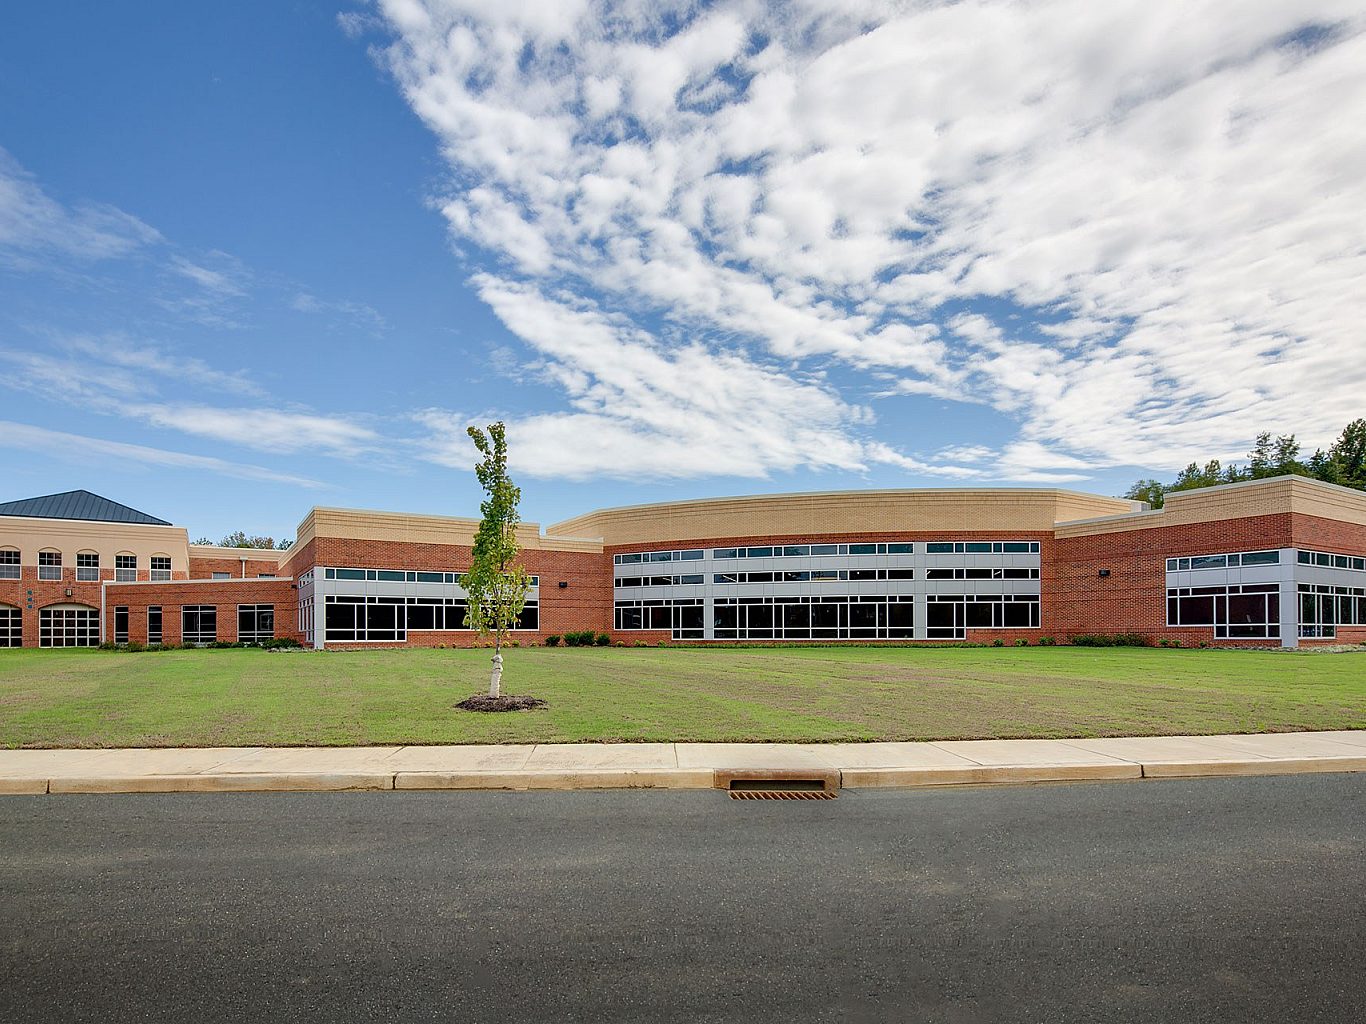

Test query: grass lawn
[0,645,1363,748]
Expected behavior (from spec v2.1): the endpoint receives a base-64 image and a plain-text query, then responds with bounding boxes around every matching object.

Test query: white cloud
[375,0,1366,480]
[129,404,381,457]
[0,148,162,267]
[0,420,325,488]
[291,291,387,334]
[415,275,972,480]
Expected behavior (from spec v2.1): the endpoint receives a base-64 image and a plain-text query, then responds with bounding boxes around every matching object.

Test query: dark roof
[0,490,172,526]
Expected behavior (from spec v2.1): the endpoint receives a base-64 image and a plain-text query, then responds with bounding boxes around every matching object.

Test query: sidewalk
[2,730,1365,794]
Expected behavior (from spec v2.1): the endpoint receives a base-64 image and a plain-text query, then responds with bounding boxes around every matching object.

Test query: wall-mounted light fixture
[558,581,569,588]
[64,587,73,597]
[1098,569,1111,578]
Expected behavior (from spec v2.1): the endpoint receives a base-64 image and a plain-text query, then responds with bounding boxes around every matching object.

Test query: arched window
[0,547,18,580]
[0,603,20,647]
[115,551,138,582]
[38,549,62,581]
[76,550,101,582]
[39,603,99,647]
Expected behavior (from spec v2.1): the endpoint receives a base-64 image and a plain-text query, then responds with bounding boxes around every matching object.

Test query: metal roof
[0,490,172,526]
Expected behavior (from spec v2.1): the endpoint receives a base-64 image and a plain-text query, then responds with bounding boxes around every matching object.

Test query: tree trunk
[489,636,503,698]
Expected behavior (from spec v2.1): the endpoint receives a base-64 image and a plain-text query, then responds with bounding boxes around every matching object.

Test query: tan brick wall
[552,489,1138,547]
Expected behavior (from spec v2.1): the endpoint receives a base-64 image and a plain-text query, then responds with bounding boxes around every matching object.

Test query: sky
[1,1,1363,543]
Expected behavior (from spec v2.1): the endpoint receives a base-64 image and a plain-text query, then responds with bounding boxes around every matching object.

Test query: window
[147,606,162,645]
[114,607,129,644]
[1298,584,1366,638]
[1296,549,1365,572]
[925,595,1040,639]
[0,604,21,647]
[182,606,218,645]
[211,572,231,580]
[706,596,916,641]
[75,552,100,582]
[38,551,62,581]
[39,606,99,647]
[614,599,703,639]
[1167,584,1280,639]
[257,573,276,579]
[0,549,18,580]
[150,556,172,581]
[237,605,275,643]
[115,554,137,582]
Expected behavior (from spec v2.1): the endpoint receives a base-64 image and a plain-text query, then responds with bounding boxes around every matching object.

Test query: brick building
[2,478,1364,651]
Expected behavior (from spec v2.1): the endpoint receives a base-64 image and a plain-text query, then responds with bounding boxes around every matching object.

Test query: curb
[2,758,1363,795]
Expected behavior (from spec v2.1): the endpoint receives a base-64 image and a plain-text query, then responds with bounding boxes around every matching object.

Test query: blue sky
[2,2,1363,544]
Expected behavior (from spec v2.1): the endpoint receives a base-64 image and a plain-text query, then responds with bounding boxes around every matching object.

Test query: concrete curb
[395,769,713,790]
[47,773,395,794]
[840,763,1143,788]
[1138,755,1366,778]
[3,754,1364,795]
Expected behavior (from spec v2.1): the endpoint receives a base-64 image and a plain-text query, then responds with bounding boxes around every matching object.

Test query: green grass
[1,646,1363,748]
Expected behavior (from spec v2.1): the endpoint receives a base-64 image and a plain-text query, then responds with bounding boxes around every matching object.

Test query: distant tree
[461,422,532,699]
[276,538,294,550]
[192,536,213,546]
[1329,418,1366,488]
[1121,418,1364,504]
[219,531,278,549]
[1123,478,1167,509]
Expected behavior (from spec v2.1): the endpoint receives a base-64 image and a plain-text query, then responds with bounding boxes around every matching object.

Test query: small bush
[1038,635,1055,646]
[563,630,596,647]
[992,638,1005,647]
[633,641,648,648]
[123,641,146,653]
[259,637,302,650]
[1071,633,1150,648]
[545,634,561,647]
[595,633,611,646]
[1014,638,1029,647]
[614,640,626,647]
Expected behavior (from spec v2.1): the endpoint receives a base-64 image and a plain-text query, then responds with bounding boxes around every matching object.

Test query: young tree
[461,422,532,698]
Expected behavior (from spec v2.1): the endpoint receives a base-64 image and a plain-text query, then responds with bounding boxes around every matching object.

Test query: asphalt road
[2,776,1363,1023]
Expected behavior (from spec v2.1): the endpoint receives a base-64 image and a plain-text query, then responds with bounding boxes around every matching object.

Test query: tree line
[1125,419,1366,509]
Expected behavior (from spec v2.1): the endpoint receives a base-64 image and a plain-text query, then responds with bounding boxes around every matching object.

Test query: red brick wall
[104,579,302,644]
[0,567,107,648]
[188,556,281,579]
[1052,513,1307,646]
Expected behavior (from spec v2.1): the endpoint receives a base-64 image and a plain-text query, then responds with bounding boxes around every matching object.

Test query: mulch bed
[456,694,549,713]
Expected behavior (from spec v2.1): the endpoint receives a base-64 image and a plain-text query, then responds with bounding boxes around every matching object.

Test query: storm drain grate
[726,778,838,800]
[729,789,837,800]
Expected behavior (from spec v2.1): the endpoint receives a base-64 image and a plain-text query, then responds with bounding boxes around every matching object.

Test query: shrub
[614,640,626,647]
[123,641,146,653]
[259,637,302,650]
[992,638,1005,647]
[1072,633,1150,648]
[595,633,611,646]
[545,634,561,647]
[1038,635,1055,646]
[563,630,596,647]
[633,641,648,648]
[1014,638,1029,647]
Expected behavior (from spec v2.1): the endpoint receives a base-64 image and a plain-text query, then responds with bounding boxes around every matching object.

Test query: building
[1,478,1364,651]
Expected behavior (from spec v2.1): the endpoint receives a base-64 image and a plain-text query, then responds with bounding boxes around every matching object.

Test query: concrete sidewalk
[3,730,1365,794]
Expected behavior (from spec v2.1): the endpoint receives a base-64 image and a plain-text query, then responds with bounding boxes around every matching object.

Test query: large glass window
[0,604,21,647]
[114,607,129,644]
[39,606,99,647]
[77,552,100,582]
[1298,584,1365,639]
[147,606,162,645]
[182,606,218,645]
[0,549,18,580]
[150,556,172,581]
[38,551,62,581]
[237,605,275,643]
[703,596,916,641]
[115,554,137,582]
[1167,584,1280,639]
[925,595,1040,639]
